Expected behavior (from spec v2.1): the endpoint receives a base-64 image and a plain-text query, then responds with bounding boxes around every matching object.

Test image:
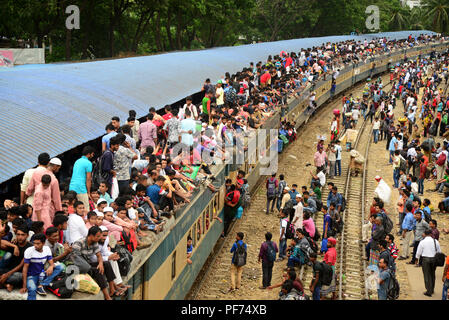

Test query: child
[136,208,163,234]
[95,212,104,227]
[187,235,194,264]
[85,211,97,229]
[89,190,100,211]
[32,175,54,230]
[98,182,113,205]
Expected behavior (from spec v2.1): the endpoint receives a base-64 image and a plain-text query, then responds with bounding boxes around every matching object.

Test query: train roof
[0,30,436,183]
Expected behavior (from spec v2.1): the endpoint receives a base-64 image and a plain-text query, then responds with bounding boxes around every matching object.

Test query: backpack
[340,195,346,212]
[121,230,137,253]
[320,262,334,286]
[399,156,407,173]
[387,271,400,300]
[306,236,319,253]
[113,244,134,277]
[266,241,276,263]
[436,152,447,166]
[315,199,323,212]
[47,273,74,299]
[267,178,277,198]
[284,199,295,210]
[233,242,247,267]
[331,212,344,234]
[422,209,431,224]
[285,219,295,239]
[379,211,393,234]
[92,151,112,187]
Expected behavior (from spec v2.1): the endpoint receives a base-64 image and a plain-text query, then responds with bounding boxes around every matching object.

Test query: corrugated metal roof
[0,30,436,183]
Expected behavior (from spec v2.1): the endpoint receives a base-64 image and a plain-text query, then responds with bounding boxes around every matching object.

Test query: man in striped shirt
[20,233,63,300]
[386,233,399,261]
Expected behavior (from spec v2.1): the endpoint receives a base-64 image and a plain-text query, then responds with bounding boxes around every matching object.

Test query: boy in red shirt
[323,237,337,300]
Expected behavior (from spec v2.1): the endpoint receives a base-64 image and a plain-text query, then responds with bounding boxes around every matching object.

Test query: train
[116,38,449,301]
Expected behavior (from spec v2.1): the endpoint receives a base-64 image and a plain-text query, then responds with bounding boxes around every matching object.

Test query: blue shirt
[377,269,390,300]
[146,184,162,204]
[230,240,247,264]
[289,190,299,205]
[102,131,117,150]
[327,192,342,209]
[389,137,398,151]
[180,118,196,146]
[402,212,416,231]
[69,156,93,194]
[323,213,332,233]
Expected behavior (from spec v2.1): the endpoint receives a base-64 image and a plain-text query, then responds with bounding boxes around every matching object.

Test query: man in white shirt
[178,96,198,120]
[351,108,360,126]
[373,118,381,144]
[292,194,304,230]
[334,140,342,176]
[416,229,442,296]
[67,201,88,245]
[20,153,50,205]
[90,226,129,295]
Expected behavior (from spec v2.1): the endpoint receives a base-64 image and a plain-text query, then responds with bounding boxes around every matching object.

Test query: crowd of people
[0,33,447,301]
[228,37,449,301]
[361,49,449,300]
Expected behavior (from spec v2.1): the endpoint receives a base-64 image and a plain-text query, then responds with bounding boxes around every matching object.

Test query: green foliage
[0,0,447,63]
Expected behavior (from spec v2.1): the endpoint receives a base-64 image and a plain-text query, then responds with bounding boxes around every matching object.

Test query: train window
[203,211,207,234]
[192,225,197,247]
[171,251,176,280]
[209,203,214,224]
[197,219,201,241]
[214,193,219,215]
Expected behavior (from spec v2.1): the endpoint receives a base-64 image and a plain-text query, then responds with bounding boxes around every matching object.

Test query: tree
[422,0,449,33]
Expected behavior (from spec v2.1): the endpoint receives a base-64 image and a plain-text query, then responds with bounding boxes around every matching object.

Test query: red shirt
[226,190,240,206]
[260,72,271,84]
[162,113,173,121]
[419,163,427,179]
[324,247,337,266]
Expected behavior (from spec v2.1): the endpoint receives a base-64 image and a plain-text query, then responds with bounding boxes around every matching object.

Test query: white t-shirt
[373,120,381,130]
[335,145,342,160]
[280,218,288,240]
[317,171,326,186]
[67,214,88,245]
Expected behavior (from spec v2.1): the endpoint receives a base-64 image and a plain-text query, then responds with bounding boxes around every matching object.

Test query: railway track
[189,75,390,300]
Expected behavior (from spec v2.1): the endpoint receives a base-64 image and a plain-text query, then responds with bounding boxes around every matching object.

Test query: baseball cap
[49,158,62,166]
